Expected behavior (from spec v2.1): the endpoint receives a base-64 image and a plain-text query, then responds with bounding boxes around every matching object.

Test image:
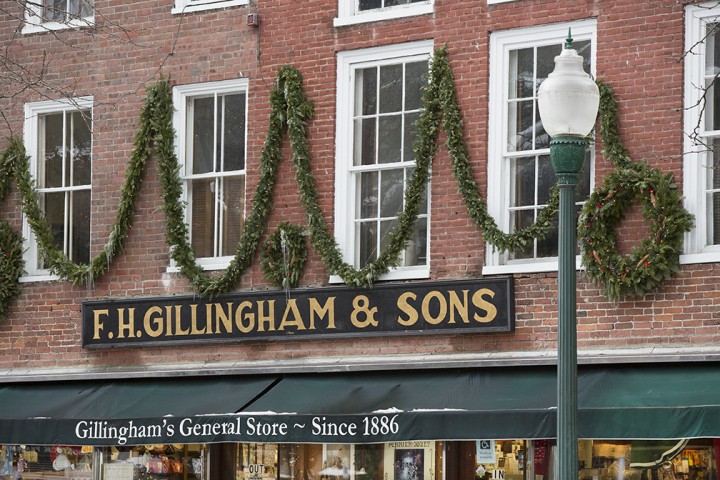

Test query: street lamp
[537,30,599,480]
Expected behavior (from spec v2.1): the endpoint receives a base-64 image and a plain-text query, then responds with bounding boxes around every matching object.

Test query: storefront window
[0,440,715,480]
[473,439,718,480]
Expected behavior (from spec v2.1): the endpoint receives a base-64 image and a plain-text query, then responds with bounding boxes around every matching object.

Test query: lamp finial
[565,28,573,49]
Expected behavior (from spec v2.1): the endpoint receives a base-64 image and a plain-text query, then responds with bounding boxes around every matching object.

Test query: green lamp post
[537,31,599,480]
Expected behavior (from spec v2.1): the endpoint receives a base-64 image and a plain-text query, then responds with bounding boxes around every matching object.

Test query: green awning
[0,363,719,445]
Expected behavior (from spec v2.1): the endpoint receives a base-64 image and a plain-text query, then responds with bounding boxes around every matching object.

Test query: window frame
[171,0,248,15]
[23,0,94,35]
[484,20,597,275]
[22,96,94,281]
[681,4,720,265]
[334,0,433,27]
[172,78,249,271]
[333,40,433,283]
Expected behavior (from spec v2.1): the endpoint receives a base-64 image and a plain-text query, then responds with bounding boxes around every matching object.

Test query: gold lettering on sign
[472,289,497,323]
[93,309,108,340]
[117,308,135,339]
[421,291,447,325]
[449,290,470,324]
[308,297,336,330]
[396,292,418,326]
[144,306,164,337]
[350,295,378,328]
[257,300,276,332]
[190,304,207,335]
[235,301,255,333]
[279,299,306,331]
[216,303,233,334]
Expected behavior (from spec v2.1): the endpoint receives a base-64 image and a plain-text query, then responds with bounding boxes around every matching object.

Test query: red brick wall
[0,0,715,371]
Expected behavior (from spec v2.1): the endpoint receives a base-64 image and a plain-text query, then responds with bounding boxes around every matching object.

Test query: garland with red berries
[578,81,693,301]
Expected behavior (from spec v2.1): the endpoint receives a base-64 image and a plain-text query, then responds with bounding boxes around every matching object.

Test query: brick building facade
[1,0,720,479]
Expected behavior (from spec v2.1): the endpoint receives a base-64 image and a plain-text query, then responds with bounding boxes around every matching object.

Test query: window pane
[44,0,66,21]
[42,191,66,268]
[537,216,559,257]
[380,168,404,218]
[354,118,376,166]
[71,189,90,263]
[575,40,592,73]
[222,94,246,172]
[404,61,427,111]
[512,157,535,207]
[379,218,397,256]
[42,113,64,189]
[403,111,420,162]
[358,171,378,219]
[406,216,427,266]
[537,44,562,87]
[356,67,377,116]
[71,110,92,186]
[509,47,534,100]
[379,64,403,114]
[358,221,377,266]
[221,176,244,256]
[192,97,215,175]
[537,154,556,205]
[378,115,402,164]
[79,0,93,17]
[68,0,80,16]
[509,209,534,260]
[359,0,381,10]
[190,177,215,258]
[508,100,534,152]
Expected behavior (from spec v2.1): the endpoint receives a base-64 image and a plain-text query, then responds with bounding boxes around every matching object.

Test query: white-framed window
[23,0,94,35]
[484,20,596,275]
[334,40,432,282]
[171,0,247,15]
[682,3,720,265]
[334,0,433,27]
[23,97,93,280]
[173,79,248,270]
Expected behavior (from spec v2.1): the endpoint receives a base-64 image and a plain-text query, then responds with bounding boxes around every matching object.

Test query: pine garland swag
[0,51,695,308]
[578,81,694,301]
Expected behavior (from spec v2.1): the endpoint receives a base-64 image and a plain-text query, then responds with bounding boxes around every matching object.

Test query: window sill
[333,3,433,27]
[171,0,248,14]
[328,266,430,284]
[482,256,582,276]
[22,18,94,35]
[167,257,236,273]
[19,274,61,283]
[680,251,720,265]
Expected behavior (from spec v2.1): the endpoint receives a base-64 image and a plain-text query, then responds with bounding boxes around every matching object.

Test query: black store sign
[82,278,514,348]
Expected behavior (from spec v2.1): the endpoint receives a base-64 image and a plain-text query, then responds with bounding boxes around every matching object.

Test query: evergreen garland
[578,81,694,300]
[0,49,694,306]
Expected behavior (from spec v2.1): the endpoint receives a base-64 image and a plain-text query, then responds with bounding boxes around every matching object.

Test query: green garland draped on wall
[0,46,693,318]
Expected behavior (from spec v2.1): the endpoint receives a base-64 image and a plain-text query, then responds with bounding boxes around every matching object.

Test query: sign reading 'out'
[82,278,514,348]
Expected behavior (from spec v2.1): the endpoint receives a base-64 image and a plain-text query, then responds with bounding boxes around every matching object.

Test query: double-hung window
[334,0,433,27]
[683,4,720,263]
[485,20,596,274]
[171,0,248,15]
[23,97,93,278]
[335,41,432,281]
[173,79,248,269]
[23,0,94,34]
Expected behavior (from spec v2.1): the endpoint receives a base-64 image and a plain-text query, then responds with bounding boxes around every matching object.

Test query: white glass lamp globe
[537,39,599,138]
